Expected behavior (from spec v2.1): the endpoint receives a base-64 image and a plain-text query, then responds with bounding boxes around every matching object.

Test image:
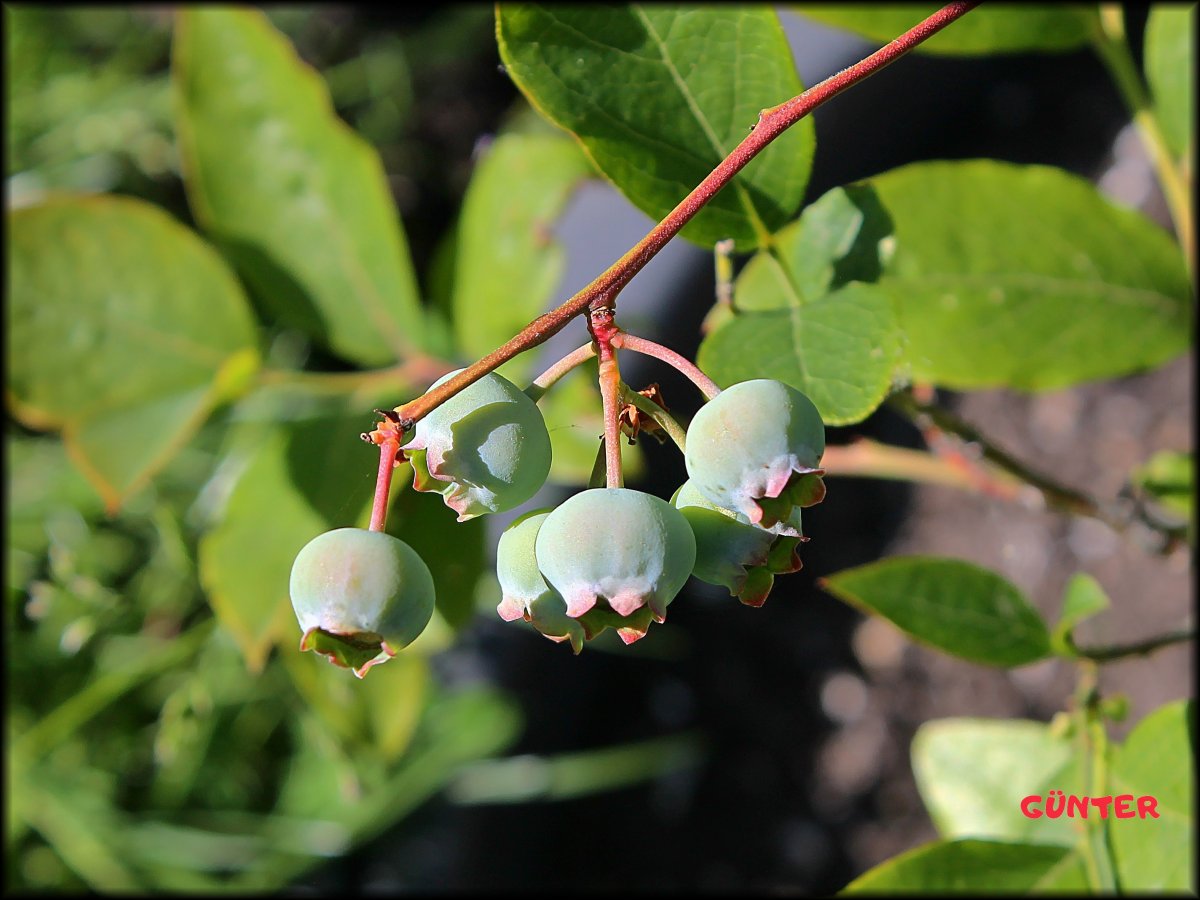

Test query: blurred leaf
[912,718,1083,847]
[8,195,260,511]
[869,160,1192,390]
[173,8,425,365]
[449,732,702,804]
[452,132,591,381]
[21,770,140,891]
[1050,573,1111,657]
[822,557,1052,667]
[6,435,106,558]
[841,839,1089,894]
[1132,450,1193,520]
[1144,5,1195,160]
[198,407,380,672]
[497,5,813,250]
[698,283,900,426]
[1109,699,1194,891]
[796,5,1097,55]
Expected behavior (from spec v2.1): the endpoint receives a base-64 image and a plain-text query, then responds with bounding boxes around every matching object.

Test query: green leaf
[452,132,591,381]
[1145,5,1195,160]
[198,406,380,671]
[7,195,259,512]
[796,5,1097,56]
[869,160,1192,390]
[912,719,1084,847]
[173,8,425,366]
[1109,699,1194,891]
[496,4,813,250]
[1132,450,1193,520]
[822,557,1052,667]
[697,185,901,425]
[841,839,1089,894]
[1050,573,1111,657]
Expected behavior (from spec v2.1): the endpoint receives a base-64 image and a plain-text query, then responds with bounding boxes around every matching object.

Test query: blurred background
[6,5,1191,893]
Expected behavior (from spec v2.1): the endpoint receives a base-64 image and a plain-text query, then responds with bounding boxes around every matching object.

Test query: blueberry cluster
[289,376,825,672]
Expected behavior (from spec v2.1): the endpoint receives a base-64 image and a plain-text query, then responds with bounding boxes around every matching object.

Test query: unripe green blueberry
[403,369,552,521]
[494,511,663,649]
[684,379,826,530]
[672,480,804,607]
[289,528,435,677]
[535,488,696,623]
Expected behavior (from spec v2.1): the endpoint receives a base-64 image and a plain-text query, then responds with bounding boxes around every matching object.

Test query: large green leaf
[822,557,1052,667]
[1108,699,1194,891]
[7,195,259,511]
[698,186,901,424]
[496,4,813,250]
[173,9,424,366]
[452,132,591,380]
[796,5,1097,56]
[841,839,1089,894]
[912,719,1083,847]
[1145,5,1195,160]
[869,160,1192,390]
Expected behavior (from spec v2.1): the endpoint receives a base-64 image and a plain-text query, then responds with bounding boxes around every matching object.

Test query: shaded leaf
[822,557,1052,667]
[1145,4,1195,160]
[1050,573,1111,657]
[497,4,813,249]
[173,8,424,366]
[1109,699,1194,891]
[869,160,1192,390]
[8,195,259,511]
[841,839,1089,894]
[452,132,591,380]
[912,718,1083,847]
[797,5,1097,56]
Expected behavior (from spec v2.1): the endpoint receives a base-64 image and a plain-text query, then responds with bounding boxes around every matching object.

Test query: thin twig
[389,2,981,431]
[1073,626,1194,662]
[610,332,722,400]
[525,342,596,402]
[893,392,1189,555]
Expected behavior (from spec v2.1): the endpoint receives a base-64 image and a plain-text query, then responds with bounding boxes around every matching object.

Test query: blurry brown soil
[824,352,1193,870]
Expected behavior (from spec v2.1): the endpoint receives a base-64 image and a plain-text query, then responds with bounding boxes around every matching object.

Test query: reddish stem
[525,341,597,402]
[611,332,721,400]
[366,423,402,532]
[591,309,624,488]
[391,2,979,432]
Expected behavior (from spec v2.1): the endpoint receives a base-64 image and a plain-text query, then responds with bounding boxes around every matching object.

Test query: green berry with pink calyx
[534,487,696,626]
[289,527,435,678]
[672,479,805,607]
[495,510,665,649]
[403,369,552,522]
[684,379,826,532]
